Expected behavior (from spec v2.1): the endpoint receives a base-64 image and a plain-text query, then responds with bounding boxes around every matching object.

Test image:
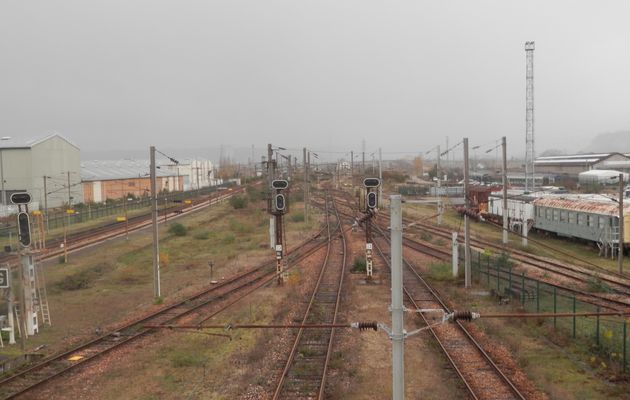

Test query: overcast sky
[1,1,629,161]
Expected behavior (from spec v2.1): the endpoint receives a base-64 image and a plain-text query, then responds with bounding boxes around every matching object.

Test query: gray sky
[1,1,629,161]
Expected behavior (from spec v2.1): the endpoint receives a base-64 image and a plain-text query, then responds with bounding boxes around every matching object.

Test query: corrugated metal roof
[0,132,80,150]
[533,197,630,216]
[81,160,178,181]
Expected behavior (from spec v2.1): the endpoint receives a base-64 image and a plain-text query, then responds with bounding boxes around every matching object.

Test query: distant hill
[581,131,630,153]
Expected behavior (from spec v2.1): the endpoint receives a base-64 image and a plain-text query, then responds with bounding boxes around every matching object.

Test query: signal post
[269,180,289,283]
[362,178,380,279]
[12,193,39,346]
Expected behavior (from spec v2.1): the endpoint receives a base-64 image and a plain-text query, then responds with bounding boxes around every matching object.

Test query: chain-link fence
[462,246,628,373]
[0,185,227,239]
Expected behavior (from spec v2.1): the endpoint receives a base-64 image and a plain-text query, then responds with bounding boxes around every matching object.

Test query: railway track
[0,218,330,400]
[273,193,347,400]
[372,227,527,400]
[326,190,630,310]
[0,187,244,269]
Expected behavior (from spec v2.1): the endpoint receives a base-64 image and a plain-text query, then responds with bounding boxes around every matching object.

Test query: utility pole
[350,150,354,188]
[303,148,308,224]
[67,171,72,206]
[502,136,508,246]
[390,194,404,400]
[525,41,535,193]
[437,145,442,226]
[362,139,365,173]
[617,173,625,274]
[43,175,49,233]
[150,146,161,299]
[464,138,471,288]
[378,148,383,206]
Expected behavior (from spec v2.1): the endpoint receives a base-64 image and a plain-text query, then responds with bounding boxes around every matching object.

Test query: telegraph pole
[362,139,365,172]
[350,150,354,188]
[303,148,308,224]
[437,145,442,226]
[463,138,471,288]
[617,173,625,274]
[525,41,535,193]
[378,148,383,206]
[390,194,404,400]
[43,175,49,233]
[150,146,161,299]
[502,136,508,246]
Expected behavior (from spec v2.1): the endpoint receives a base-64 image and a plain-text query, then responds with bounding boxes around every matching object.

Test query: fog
[1,1,629,161]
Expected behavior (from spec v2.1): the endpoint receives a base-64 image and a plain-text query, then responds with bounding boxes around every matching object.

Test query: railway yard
[0,170,629,400]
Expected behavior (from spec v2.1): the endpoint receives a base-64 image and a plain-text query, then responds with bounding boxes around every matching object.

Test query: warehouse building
[81,160,183,203]
[534,153,630,176]
[164,159,219,191]
[0,133,82,215]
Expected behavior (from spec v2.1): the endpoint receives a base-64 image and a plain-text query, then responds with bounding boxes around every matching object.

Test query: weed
[586,276,612,293]
[351,256,366,273]
[420,231,432,241]
[193,230,210,240]
[428,262,455,281]
[222,233,236,244]
[229,195,248,209]
[55,262,111,291]
[168,223,187,236]
[290,212,305,223]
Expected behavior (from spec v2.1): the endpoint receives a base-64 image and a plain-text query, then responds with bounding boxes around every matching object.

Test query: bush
[193,230,210,240]
[351,257,366,273]
[168,223,187,236]
[290,212,305,223]
[229,195,248,209]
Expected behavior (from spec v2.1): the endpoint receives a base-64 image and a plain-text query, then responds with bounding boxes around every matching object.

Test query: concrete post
[464,138,471,288]
[390,195,404,400]
[379,148,383,206]
[150,146,161,299]
[617,174,625,274]
[437,145,442,225]
[502,136,508,246]
[452,232,459,277]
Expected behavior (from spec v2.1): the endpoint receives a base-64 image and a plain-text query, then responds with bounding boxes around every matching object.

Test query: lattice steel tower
[525,41,535,192]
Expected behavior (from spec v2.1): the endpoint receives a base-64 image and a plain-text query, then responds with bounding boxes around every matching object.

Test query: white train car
[486,192,536,230]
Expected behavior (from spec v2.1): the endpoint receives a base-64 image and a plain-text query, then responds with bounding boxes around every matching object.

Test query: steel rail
[0,216,330,399]
[372,229,526,400]
[272,193,346,400]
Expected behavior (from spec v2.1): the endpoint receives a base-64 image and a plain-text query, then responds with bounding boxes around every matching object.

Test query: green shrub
[351,257,366,273]
[168,223,187,236]
[290,212,305,223]
[193,230,210,240]
[229,195,248,209]
[428,262,455,281]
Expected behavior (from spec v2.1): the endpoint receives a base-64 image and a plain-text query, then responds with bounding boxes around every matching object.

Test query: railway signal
[275,194,286,212]
[269,174,290,283]
[362,178,380,279]
[17,213,31,247]
[367,191,377,209]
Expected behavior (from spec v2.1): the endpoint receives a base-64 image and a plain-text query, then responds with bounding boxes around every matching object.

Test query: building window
[560,211,567,223]
[546,209,552,220]
[598,216,606,229]
[568,212,576,224]
[586,215,593,227]
[578,213,585,225]
[553,210,559,221]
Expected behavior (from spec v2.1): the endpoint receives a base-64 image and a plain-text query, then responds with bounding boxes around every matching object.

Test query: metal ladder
[35,261,51,326]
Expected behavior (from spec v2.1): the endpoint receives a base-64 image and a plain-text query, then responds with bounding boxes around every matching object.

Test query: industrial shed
[0,132,82,214]
[81,160,183,203]
[534,153,630,176]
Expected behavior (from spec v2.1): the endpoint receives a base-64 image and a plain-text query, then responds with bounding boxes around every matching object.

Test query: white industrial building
[165,159,220,191]
[0,133,82,215]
